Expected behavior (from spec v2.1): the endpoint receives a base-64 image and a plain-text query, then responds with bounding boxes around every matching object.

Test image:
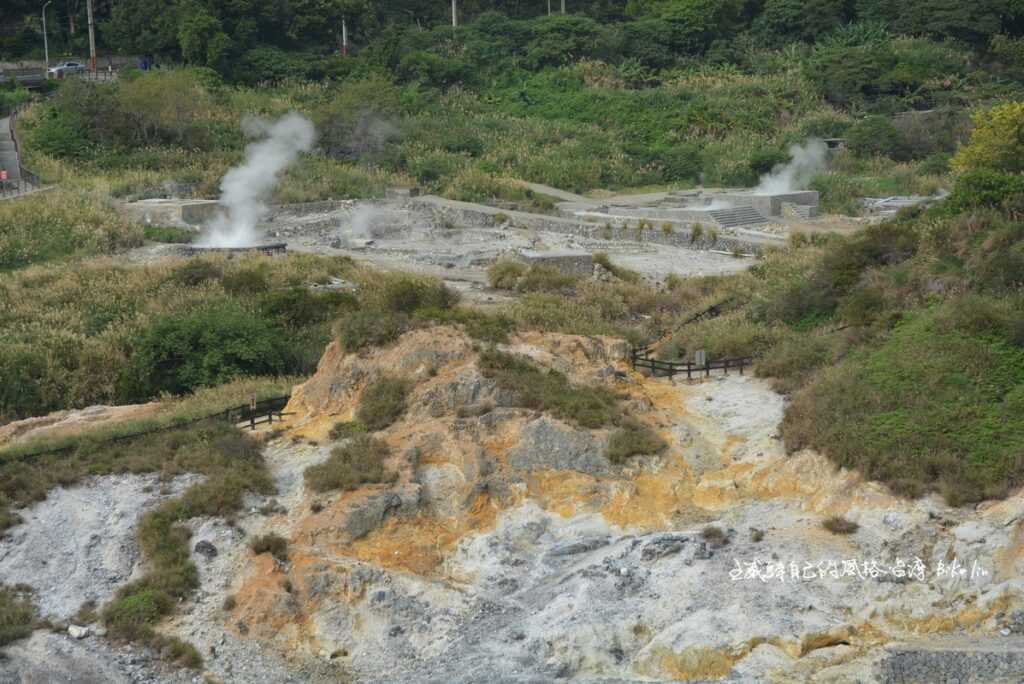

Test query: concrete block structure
[516,249,593,276]
[121,198,220,228]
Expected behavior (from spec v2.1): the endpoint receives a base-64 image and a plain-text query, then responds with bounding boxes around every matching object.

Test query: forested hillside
[3,0,1024,506]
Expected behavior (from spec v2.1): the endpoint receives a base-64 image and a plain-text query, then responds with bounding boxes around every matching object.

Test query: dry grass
[822,515,859,535]
[250,533,289,562]
[0,585,36,647]
[701,525,729,547]
[606,419,667,464]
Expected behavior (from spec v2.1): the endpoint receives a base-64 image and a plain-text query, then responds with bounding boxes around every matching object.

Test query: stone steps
[709,206,768,228]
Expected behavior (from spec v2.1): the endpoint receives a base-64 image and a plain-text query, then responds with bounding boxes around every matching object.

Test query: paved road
[0,116,21,184]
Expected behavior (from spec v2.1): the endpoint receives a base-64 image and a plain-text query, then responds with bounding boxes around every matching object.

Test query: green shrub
[517,265,581,293]
[329,421,368,440]
[261,288,357,328]
[415,307,516,344]
[822,515,859,535]
[847,116,909,161]
[356,377,413,432]
[171,260,222,286]
[487,258,526,289]
[120,301,289,400]
[143,225,195,244]
[304,435,392,493]
[479,349,621,428]
[0,585,35,647]
[700,525,729,547]
[380,276,459,313]
[943,170,1024,214]
[102,588,174,640]
[593,252,641,282]
[336,310,408,352]
[606,419,668,464]
[781,304,1024,505]
[249,533,289,562]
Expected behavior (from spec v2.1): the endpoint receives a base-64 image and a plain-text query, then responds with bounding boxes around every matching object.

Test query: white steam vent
[755,139,827,195]
[199,112,316,247]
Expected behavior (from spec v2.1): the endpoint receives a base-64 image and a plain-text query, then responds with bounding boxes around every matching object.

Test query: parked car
[48,61,86,77]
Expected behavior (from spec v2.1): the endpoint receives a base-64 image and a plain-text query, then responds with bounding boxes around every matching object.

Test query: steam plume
[755,140,827,195]
[200,113,316,247]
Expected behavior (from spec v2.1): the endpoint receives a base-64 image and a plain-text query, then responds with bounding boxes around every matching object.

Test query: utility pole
[341,17,348,56]
[42,1,53,69]
[86,0,96,72]
[451,0,457,28]
[547,0,551,14]
[561,0,566,13]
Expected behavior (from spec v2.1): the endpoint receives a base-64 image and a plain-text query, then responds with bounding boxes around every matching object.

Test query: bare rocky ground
[2,331,1023,683]
[126,197,753,309]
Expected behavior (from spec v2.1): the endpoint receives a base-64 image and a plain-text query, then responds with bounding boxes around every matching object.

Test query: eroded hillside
[149,326,1024,683]
[0,326,1022,682]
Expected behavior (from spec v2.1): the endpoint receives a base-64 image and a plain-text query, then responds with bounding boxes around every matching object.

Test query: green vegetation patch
[304,435,393,493]
[782,302,1024,505]
[73,422,273,667]
[0,253,351,422]
[606,419,668,464]
[0,190,143,270]
[479,349,621,429]
[142,225,196,244]
[249,533,289,562]
[356,377,414,432]
[0,585,36,647]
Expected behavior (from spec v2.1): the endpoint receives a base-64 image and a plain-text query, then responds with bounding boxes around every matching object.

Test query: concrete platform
[121,198,219,227]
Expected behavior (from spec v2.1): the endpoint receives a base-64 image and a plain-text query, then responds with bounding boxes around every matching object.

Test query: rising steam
[199,113,316,247]
[755,139,827,195]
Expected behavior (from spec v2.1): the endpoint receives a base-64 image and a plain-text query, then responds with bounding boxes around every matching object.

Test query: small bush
[74,599,99,625]
[415,307,516,344]
[171,260,222,286]
[606,419,667,464]
[516,265,581,293]
[380,276,458,314]
[329,421,368,440]
[822,515,859,535]
[154,634,203,669]
[700,526,729,547]
[102,588,174,640]
[120,301,289,400]
[356,377,413,431]
[336,310,408,352]
[222,595,236,611]
[0,585,36,647]
[143,225,195,244]
[304,435,392,493]
[479,349,621,428]
[593,252,641,283]
[487,258,526,289]
[249,533,289,562]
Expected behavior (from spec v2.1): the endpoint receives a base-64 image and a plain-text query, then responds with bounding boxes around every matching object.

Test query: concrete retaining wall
[411,196,781,255]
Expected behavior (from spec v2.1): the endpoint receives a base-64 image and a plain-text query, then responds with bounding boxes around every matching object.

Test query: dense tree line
[3,0,1024,84]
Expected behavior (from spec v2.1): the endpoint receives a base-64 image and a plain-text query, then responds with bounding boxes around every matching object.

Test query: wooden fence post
[250,394,256,430]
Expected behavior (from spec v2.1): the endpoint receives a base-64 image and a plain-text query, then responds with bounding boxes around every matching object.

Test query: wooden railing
[630,347,753,380]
